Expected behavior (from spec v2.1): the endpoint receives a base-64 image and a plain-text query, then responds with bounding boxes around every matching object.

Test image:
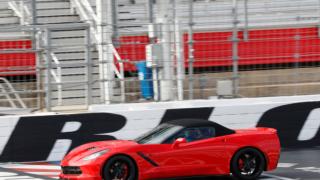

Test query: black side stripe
[137,152,159,167]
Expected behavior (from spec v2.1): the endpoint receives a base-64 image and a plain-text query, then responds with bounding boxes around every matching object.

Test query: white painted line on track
[277,163,298,168]
[2,177,44,180]
[0,165,61,170]
[0,163,60,179]
[295,167,320,173]
[26,172,60,176]
[264,174,300,180]
[0,172,46,180]
[0,172,19,177]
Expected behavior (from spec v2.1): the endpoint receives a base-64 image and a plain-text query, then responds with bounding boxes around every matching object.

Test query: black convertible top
[166,119,235,137]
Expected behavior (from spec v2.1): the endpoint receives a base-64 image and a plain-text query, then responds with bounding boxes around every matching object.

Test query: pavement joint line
[264,174,300,180]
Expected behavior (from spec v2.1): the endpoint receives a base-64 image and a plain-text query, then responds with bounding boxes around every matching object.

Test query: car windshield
[134,124,183,144]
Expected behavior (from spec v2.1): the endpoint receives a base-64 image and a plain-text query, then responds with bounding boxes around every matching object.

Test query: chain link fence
[0,0,320,111]
[112,0,320,101]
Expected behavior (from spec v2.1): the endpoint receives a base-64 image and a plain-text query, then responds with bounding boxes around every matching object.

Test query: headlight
[82,149,109,161]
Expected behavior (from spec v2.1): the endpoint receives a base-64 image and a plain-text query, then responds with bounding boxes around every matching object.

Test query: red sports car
[59,119,280,180]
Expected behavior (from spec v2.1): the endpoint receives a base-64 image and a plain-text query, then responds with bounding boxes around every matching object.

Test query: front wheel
[230,148,266,180]
[103,155,137,180]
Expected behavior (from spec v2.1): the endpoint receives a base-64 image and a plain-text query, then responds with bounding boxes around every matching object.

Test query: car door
[138,143,186,179]
[147,127,229,178]
[176,136,229,175]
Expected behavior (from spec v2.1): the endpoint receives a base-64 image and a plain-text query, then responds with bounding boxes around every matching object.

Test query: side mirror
[172,138,187,149]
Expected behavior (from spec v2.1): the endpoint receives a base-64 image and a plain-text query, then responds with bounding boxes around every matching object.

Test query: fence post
[244,0,249,41]
[188,0,194,100]
[45,29,52,112]
[85,27,93,106]
[232,0,239,97]
[294,31,301,95]
[31,0,38,51]
[35,30,43,110]
[30,0,41,110]
[111,0,118,46]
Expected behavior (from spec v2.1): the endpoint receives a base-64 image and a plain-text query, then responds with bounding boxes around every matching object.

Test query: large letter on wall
[257,102,320,148]
[0,113,126,162]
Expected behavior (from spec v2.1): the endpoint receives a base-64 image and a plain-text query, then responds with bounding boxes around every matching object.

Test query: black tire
[230,148,266,180]
[103,155,137,180]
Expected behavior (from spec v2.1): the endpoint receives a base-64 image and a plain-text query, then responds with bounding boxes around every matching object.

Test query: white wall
[0,95,320,162]
[90,95,320,138]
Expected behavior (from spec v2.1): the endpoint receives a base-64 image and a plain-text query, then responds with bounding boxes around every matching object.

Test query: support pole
[158,0,174,101]
[175,19,185,101]
[147,0,160,101]
[96,0,114,104]
[318,0,320,37]
[31,0,42,110]
[232,0,239,97]
[147,0,154,24]
[187,0,194,100]
[31,0,37,26]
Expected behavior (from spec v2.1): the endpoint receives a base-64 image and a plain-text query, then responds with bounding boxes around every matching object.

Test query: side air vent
[86,147,96,151]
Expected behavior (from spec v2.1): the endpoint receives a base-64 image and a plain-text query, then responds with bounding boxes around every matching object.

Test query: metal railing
[71,0,99,41]
[8,0,31,25]
[0,77,27,108]
[110,44,125,102]
[50,52,62,105]
[70,0,125,103]
[37,27,63,106]
[42,24,95,111]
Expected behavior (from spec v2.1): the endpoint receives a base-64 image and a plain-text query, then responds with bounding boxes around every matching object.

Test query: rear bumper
[267,134,281,171]
[267,151,280,171]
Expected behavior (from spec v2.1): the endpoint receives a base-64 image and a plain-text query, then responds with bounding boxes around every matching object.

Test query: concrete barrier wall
[0,95,320,162]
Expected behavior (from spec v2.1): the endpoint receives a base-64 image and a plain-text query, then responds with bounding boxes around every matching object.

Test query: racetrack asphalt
[0,148,319,180]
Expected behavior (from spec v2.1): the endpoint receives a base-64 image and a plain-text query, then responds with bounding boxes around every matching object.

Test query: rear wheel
[103,155,137,180]
[230,148,266,180]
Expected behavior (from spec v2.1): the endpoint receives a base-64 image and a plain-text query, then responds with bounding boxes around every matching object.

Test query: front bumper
[59,162,103,180]
[59,173,101,180]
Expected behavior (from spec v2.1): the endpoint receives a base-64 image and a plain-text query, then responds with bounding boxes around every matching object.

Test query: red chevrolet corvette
[59,119,280,180]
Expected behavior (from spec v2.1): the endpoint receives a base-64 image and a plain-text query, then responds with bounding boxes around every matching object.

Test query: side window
[198,127,216,140]
[166,127,216,143]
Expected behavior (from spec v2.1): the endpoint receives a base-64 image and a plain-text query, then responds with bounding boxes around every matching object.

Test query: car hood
[62,140,138,163]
